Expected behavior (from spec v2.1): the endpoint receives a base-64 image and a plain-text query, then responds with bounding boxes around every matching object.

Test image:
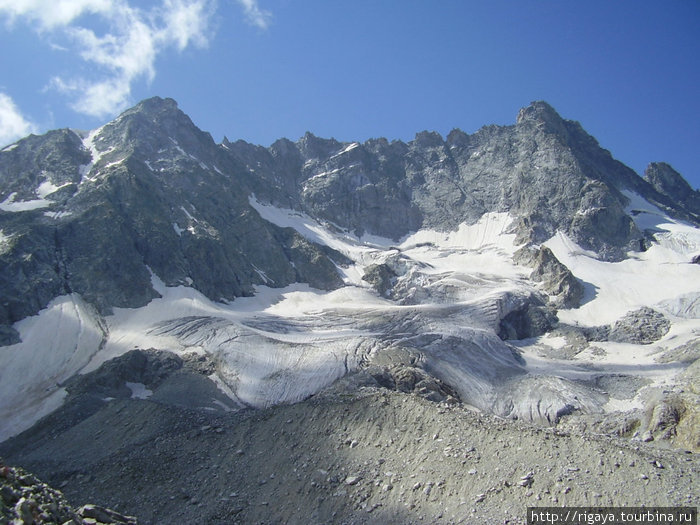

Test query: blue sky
[1,1,698,189]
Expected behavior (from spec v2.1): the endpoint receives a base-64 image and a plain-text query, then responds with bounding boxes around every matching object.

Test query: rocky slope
[1,364,697,524]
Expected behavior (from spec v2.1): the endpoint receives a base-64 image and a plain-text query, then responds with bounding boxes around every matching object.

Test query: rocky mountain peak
[516,100,568,137]
[645,162,691,193]
[296,132,341,159]
[413,130,444,149]
[92,96,216,162]
[445,128,470,149]
[516,100,561,123]
[127,95,179,115]
[268,137,297,157]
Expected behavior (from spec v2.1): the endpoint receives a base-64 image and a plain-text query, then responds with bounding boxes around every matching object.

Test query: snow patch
[36,180,60,199]
[0,294,107,441]
[399,214,517,252]
[252,264,273,284]
[545,230,700,326]
[0,192,52,212]
[1,143,18,152]
[623,190,671,232]
[178,204,219,238]
[44,210,73,219]
[329,142,359,159]
[190,155,209,171]
[80,126,109,181]
[0,179,73,212]
[126,382,153,399]
[169,137,186,156]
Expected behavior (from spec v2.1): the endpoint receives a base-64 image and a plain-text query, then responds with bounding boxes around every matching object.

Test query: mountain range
[1,97,699,438]
[1,96,699,523]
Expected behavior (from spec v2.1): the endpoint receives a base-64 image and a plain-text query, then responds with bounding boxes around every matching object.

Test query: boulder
[362,263,396,296]
[608,307,670,344]
[514,245,584,308]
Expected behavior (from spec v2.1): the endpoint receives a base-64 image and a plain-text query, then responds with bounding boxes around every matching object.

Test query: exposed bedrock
[514,245,585,308]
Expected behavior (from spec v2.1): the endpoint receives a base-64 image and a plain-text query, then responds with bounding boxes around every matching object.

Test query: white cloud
[161,0,213,50]
[0,0,271,119]
[0,93,37,147]
[236,0,271,30]
[0,0,114,29]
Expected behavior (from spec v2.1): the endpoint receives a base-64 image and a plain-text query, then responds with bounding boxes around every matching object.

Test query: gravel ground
[2,383,697,525]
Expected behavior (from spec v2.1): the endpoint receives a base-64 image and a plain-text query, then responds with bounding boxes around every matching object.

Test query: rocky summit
[0,98,698,524]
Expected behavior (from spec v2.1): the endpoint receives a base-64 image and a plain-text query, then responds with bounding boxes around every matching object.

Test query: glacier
[2,190,698,442]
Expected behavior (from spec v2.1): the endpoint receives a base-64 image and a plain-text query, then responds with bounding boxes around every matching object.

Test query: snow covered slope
[3,190,697,441]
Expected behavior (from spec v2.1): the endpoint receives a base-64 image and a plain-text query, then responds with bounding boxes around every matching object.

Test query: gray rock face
[240,100,694,261]
[608,307,671,344]
[0,97,345,335]
[644,162,700,220]
[514,245,584,308]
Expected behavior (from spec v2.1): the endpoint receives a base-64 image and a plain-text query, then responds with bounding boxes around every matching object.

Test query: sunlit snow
[0,179,73,212]
[1,193,699,441]
[0,192,52,212]
[546,195,700,326]
[0,295,106,440]
[126,382,153,399]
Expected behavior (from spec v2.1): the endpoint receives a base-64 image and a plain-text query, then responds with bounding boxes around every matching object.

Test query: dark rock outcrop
[514,245,584,308]
[644,162,700,220]
[498,295,558,340]
[63,349,184,400]
[0,460,137,524]
[368,364,460,404]
[608,307,671,345]
[362,263,396,296]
